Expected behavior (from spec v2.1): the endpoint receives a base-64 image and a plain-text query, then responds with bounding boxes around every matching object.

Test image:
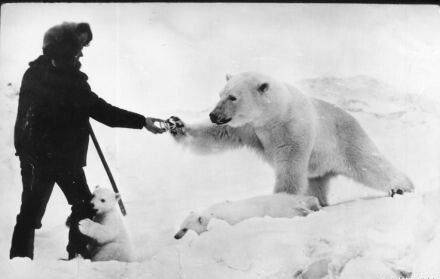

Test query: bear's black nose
[209,112,218,123]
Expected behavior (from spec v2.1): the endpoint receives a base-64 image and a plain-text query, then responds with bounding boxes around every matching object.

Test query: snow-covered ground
[1,3,440,279]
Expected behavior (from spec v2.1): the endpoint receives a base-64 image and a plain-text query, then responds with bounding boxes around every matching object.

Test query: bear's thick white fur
[174,193,320,239]
[78,187,133,262]
[171,72,413,205]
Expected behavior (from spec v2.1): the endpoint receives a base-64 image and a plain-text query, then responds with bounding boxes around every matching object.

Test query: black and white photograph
[0,2,440,278]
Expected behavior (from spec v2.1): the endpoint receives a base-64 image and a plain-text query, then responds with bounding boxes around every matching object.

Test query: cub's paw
[166,116,186,136]
[389,188,404,197]
[388,179,414,197]
[78,218,94,235]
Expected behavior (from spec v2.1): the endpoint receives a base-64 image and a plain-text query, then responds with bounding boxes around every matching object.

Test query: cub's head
[209,72,283,127]
[90,186,120,215]
[174,212,209,240]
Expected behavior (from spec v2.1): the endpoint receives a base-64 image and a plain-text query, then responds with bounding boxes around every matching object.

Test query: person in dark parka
[10,22,166,260]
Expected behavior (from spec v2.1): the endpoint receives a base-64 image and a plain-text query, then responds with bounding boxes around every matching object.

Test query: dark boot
[55,167,94,260]
[67,247,91,260]
[11,162,56,258]
[66,201,95,260]
[10,222,35,259]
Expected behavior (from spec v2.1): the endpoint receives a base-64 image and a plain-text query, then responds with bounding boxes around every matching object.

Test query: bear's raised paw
[166,116,186,136]
[78,218,94,235]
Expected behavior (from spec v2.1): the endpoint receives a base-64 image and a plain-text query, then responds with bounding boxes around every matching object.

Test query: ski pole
[88,122,127,216]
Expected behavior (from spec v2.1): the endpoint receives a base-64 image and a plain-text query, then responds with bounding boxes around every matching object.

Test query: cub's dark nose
[209,112,218,123]
[174,228,188,240]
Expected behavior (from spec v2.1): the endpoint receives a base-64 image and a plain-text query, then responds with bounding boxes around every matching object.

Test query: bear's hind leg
[307,173,335,207]
[344,149,414,196]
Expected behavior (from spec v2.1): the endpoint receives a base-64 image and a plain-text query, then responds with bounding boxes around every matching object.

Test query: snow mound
[141,191,440,279]
[298,75,440,119]
[3,192,440,279]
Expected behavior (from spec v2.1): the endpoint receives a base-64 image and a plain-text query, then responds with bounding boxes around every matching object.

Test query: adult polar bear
[168,72,413,205]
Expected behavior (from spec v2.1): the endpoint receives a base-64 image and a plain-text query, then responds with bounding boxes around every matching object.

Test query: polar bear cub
[174,193,320,239]
[78,186,133,262]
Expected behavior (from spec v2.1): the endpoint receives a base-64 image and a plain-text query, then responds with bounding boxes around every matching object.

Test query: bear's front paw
[166,116,186,137]
[78,218,94,235]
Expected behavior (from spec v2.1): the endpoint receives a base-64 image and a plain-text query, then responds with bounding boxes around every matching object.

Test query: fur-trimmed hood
[42,22,92,60]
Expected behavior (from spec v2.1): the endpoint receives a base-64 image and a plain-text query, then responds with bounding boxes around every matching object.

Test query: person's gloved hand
[145,117,167,134]
[166,116,185,136]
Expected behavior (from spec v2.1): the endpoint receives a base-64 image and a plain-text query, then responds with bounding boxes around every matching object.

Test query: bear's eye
[228,95,237,101]
[100,199,106,203]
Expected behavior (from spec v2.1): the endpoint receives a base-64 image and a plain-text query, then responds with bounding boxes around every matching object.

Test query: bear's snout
[90,201,98,213]
[209,112,218,123]
[209,112,231,125]
[174,228,188,240]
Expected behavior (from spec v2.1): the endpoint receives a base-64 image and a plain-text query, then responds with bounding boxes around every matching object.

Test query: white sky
[1,3,440,112]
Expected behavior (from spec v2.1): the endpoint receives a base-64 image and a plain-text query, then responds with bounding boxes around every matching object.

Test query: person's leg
[10,162,55,259]
[34,182,54,229]
[55,168,94,259]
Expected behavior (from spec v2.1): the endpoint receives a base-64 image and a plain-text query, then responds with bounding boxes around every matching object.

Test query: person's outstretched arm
[87,92,165,134]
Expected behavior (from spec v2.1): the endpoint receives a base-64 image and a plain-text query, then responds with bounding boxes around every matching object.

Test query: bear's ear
[258,82,269,94]
[226,74,233,81]
[115,193,121,201]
